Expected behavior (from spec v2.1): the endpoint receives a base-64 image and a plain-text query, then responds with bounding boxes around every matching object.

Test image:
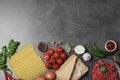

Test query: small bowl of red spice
[105,40,117,52]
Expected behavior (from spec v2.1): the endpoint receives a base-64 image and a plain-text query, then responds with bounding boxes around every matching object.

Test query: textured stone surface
[0,0,120,79]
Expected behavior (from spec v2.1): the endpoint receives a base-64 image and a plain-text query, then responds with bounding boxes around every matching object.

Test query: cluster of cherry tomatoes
[42,47,67,70]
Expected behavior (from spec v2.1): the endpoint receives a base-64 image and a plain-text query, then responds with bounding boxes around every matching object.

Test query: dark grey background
[0,0,120,79]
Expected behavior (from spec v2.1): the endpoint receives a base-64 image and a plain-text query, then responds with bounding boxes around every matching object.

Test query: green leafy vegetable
[0,39,20,74]
[87,48,106,58]
[100,63,108,74]
[100,66,108,74]
[84,42,113,58]
[62,42,75,54]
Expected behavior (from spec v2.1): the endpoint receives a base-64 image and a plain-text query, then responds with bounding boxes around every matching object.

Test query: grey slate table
[0,0,120,80]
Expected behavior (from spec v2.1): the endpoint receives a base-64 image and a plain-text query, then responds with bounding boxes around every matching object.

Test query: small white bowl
[74,45,85,54]
[105,40,117,52]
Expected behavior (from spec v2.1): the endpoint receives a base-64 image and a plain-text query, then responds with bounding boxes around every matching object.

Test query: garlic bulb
[82,52,91,61]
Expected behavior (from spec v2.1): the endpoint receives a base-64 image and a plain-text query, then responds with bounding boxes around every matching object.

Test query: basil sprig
[100,62,108,74]
[0,39,20,74]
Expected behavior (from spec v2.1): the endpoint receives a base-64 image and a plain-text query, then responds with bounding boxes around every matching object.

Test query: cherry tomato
[47,48,55,55]
[60,53,67,59]
[53,64,60,70]
[53,52,60,58]
[49,58,56,64]
[45,62,52,69]
[56,47,63,53]
[56,58,63,65]
[45,71,56,80]
[43,53,50,61]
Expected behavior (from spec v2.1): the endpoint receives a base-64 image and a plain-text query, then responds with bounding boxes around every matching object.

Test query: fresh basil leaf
[2,46,7,54]
[0,39,20,73]
[100,66,108,74]
[14,41,20,46]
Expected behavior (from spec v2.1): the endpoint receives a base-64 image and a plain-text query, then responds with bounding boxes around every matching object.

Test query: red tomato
[43,53,50,61]
[56,47,63,53]
[56,58,63,65]
[53,64,60,70]
[45,62,52,69]
[47,48,55,55]
[53,52,60,58]
[35,75,46,80]
[49,58,56,64]
[60,53,67,59]
[45,71,56,80]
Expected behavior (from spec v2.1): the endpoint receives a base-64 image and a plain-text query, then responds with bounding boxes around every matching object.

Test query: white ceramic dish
[105,40,117,52]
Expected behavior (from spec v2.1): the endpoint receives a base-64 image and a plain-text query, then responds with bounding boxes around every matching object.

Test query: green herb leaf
[14,41,20,46]
[62,42,75,54]
[0,39,20,74]
[9,39,14,45]
[65,45,71,54]
[100,63,108,74]
[0,59,5,64]
[2,46,7,54]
